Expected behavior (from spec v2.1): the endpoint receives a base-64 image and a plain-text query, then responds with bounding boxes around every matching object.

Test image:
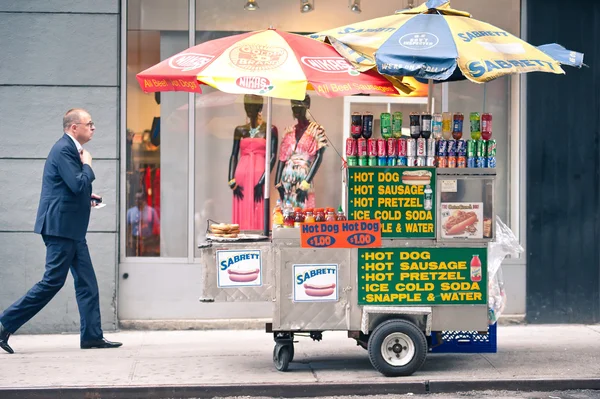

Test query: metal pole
[263,96,273,237]
[427,79,433,113]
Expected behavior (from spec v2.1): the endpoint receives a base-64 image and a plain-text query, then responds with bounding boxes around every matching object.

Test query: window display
[275,95,327,209]
[125,0,517,260]
[229,95,278,231]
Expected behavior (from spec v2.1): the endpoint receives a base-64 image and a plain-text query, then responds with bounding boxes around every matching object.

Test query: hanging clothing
[279,122,327,209]
[232,138,266,230]
[144,166,153,208]
[152,168,161,218]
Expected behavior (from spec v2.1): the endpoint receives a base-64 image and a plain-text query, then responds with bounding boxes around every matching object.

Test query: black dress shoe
[0,322,14,354]
[80,337,123,349]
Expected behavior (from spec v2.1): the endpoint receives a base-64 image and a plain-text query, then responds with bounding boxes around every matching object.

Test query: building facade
[2,0,593,334]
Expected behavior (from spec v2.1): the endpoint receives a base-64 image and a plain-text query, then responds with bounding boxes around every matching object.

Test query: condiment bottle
[272,199,283,228]
[336,206,347,221]
[283,201,295,228]
[304,211,315,223]
[325,209,336,222]
[315,208,326,222]
[294,207,304,228]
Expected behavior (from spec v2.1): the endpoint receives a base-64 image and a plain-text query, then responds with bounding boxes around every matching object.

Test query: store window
[126,0,189,257]
[191,0,518,256]
[123,0,520,259]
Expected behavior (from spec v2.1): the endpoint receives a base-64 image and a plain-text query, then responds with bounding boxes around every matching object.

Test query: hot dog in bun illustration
[401,170,432,186]
[227,267,260,282]
[303,282,336,297]
[443,210,478,235]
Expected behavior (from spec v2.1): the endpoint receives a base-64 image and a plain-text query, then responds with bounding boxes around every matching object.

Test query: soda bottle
[392,112,403,138]
[362,112,374,139]
[423,185,433,211]
[380,112,392,139]
[442,112,452,140]
[420,113,432,139]
[350,112,362,139]
[336,205,347,221]
[409,112,420,139]
[470,112,481,140]
[432,113,443,139]
[470,255,482,282]
[481,113,493,140]
[452,113,464,140]
[272,199,284,228]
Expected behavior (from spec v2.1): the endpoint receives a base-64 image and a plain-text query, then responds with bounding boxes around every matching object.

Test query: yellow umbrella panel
[311,1,575,83]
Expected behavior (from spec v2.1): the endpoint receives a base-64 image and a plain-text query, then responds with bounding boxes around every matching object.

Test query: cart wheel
[367,319,427,377]
[273,343,293,372]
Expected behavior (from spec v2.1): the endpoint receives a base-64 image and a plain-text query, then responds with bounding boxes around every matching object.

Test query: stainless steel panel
[199,241,274,302]
[431,305,488,331]
[273,244,361,331]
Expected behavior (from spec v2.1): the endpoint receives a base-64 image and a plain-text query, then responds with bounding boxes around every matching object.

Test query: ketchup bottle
[294,208,304,228]
[315,208,325,222]
[470,255,482,282]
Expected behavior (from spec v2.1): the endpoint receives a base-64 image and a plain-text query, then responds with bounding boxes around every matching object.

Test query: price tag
[441,179,457,193]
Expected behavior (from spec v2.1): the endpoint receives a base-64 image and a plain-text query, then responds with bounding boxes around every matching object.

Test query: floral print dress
[278,122,327,209]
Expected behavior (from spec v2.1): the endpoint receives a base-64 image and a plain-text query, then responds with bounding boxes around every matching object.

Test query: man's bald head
[63,108,95,145]
[63,109,89,130]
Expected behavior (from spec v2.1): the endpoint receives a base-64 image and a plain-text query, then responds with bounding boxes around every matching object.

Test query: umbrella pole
[483,83,487,113]
[427,79,433,113]
[263,96,273,238]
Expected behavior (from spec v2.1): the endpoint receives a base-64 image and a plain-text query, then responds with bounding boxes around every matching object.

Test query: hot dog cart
[199,166,500,377]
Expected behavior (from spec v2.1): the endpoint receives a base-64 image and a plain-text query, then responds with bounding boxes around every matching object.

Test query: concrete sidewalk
[0,325,599,398]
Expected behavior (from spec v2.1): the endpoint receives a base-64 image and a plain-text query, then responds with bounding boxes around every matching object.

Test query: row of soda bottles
[272,200,347,228]
[351,111,493,141]
[346,137,497,168]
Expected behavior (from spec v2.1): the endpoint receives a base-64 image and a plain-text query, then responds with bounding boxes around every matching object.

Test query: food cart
[198,99,498,376]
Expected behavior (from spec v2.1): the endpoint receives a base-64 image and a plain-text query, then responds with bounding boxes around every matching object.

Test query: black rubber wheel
[273,343,292,372]
[367,319,427,377]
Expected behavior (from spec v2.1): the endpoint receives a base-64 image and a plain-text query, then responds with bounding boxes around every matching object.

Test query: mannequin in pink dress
[228,95,278,230]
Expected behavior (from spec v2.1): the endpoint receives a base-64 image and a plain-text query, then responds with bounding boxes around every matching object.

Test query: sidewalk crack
[128,332,147,383]
[480,353,499,372]
[586,325,600,336]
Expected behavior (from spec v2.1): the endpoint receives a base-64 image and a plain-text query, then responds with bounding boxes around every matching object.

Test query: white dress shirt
[65,132,83,153]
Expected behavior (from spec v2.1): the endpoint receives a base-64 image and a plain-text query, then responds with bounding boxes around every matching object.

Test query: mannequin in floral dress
[274,95,327,209]
[228,95,278,230]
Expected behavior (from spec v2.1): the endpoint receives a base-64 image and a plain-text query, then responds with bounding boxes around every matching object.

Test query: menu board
[347,167,436,238]
[357,247,487,306]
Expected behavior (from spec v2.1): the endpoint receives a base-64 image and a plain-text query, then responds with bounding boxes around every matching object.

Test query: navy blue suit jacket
[34,134,95,241]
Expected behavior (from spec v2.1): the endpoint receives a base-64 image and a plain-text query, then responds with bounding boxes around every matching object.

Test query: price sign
[300,220,382,249]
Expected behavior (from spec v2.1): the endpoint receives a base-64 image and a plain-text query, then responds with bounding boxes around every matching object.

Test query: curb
[1,379,599,399]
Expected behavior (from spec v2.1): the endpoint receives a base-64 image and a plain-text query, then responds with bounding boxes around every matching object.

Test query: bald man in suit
[0,108,122,353]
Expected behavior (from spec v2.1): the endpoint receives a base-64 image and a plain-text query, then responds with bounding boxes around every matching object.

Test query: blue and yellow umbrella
[311,0,584,83]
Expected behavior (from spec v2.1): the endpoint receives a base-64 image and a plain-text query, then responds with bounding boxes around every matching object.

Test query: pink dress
[279,122,327,209]
[232,138,266,230]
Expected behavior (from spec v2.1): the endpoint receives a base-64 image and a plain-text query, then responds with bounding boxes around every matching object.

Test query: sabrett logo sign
[220,252,260,271]
[296,267,337,285]
[457,30,509,43]
[467,59,557,78]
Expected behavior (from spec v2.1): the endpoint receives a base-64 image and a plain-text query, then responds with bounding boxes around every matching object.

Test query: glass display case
[436,168,496,242]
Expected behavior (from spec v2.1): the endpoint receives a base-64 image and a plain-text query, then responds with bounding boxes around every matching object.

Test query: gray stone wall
[0,1,120,334]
